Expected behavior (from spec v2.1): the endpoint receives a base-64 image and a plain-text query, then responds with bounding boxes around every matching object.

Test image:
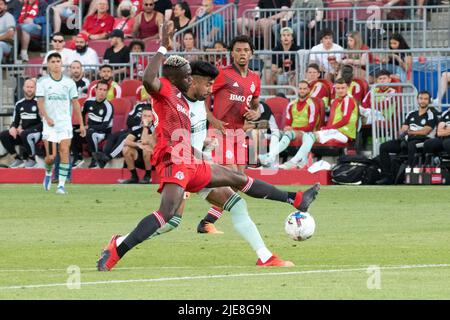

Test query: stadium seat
[89,40,110,58]
[120,79,142,98]
[325,1,353,20]
[264,96,290,129]
[24,57,44,78]
[145,39,160,52]
[110,98,134,133]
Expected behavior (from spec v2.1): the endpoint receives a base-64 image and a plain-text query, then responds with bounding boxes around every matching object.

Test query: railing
[241,5,450,51]
[172,3,237,51]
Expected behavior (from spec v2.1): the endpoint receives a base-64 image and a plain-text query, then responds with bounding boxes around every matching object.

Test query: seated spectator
[205,40,228,68]
[309,29,344,81]
[281,78,359,169]
[70,60,90,97]
[370,33,412,83]
[129,39,148,79]
[113,0,136,38]
[0,78,42,168]
[237,0,290,50]
[259,81,321,168]
[342,31,371,79]
[71,33,100,77]
[274,0,324,49]
[189,0,224,48]
[172,1,191,32]
[120,105,155,184]
[265,27,301,90]
[361,69,397,125]
[88,64,122,101]
[376,91,438,184]
[80,0,114,41]
[43,32,74,71]
[423,108,450,164]
[74,80,114,168]
[0,0,15,63]
[104,29,130,78]
[433,72,450,105]
[305,63,332,110]
[93,85,152,169]
[51,0,79,34]
[182,30,200,61]
[132,0,163,40]
[17,0,47,62]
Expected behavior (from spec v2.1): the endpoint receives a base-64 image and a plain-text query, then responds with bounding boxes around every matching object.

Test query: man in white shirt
[309,28,344,81]
[69,33,100,77]
[43,32,74,72]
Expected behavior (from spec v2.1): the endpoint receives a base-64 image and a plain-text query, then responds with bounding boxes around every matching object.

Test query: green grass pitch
[0,184,449,299]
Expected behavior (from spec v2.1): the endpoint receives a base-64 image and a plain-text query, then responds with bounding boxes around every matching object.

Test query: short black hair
[99,64,113,71]
[298,80,310,88]
[375,69,391,78]
[129,40,145,51]
[47,52,62,62]
[335,78,347,85]
[96,79,109,88]
[183,30,195,38]
[142,104,152,111]
[418,90,431,99]
[319,28,334,40]
[190,61,219,79]
[307,63,320,73]
[51,32,65,40]
[229,35,254,53]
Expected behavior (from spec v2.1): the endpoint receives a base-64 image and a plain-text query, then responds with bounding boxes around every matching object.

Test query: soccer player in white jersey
[36,52,86,194]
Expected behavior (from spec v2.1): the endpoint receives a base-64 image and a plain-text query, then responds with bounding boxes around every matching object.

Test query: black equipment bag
[331,155,382,185]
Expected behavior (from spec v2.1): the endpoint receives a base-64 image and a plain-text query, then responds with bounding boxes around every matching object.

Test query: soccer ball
[284,211,316,241]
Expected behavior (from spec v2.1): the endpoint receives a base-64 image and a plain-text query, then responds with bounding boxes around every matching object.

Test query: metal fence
[241,5,450,51]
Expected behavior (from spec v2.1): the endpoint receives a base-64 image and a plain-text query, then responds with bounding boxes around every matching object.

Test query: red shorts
[156,157,212,193]
[211,133,248,166]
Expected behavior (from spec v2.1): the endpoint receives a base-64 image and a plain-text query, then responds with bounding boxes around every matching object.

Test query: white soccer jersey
[36,74,78,131]
[186,97,208,152]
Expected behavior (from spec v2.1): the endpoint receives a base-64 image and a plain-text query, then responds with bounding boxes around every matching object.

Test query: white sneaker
[56,186,67,194]
[9,159,24,168]
[279,161,298,170]
[20,51,29,62]
[24,159,37,168]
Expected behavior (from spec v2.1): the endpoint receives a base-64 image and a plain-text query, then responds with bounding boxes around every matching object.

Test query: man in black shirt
[0,78,42,168]
[69,60,90,97]
[376,91,438,184]
[104,29,130,80]
[423,108,450,163]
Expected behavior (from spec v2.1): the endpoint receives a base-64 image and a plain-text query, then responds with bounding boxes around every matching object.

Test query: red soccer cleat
[256,254,295,267]
[293,183,320,212]
[97,235,121,271]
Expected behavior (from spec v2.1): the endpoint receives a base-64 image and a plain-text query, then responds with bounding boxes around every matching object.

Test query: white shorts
[197,187,213,200]
[316,129,349,144]
[42,127,73,143]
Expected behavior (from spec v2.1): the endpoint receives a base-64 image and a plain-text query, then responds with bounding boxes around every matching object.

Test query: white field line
[0,264,449,290]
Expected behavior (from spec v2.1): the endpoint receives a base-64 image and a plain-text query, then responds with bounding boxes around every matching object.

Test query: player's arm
[37,97,54,127]
[72,98,86,137]
[408,126,433,136]
[143,21,173,93]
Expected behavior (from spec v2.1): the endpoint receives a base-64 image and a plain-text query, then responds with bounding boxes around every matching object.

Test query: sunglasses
[144,3,155,6]
[53,39,64,43]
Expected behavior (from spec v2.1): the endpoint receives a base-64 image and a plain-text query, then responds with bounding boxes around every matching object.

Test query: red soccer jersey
[309,80,331,104]
[362,86,395,109]
[150,78,191,165]
[212,65,261,130]
[82,13,115,36]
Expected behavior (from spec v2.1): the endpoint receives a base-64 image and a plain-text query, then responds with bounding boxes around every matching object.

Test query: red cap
[76,33,89,42]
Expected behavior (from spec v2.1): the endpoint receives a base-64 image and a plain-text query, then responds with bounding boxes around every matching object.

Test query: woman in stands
[172,1,191,32]
[182,30,200,61]
[341,31,372,79]
[113,0,137,38]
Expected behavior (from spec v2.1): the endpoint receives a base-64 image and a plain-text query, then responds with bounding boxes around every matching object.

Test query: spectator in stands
[305,63,331,110]
[81,0,114,41]
[283,78,359,169]
[259,81,321,168]
[0,78,42,168]
[342,31,371,79]
[113,0,136,38]
[88,64,122,101]
[423,108,450,163]
[0,0,15,63]
[433,72,450,105]
[104,29,130,79]
[154,0,173,17]
[237,0,290,50]
[51,0,78,34]
[376,91,438,185]
[120,105,155,184]
[190,0,224,48]
[309,29,344,81]
[265,27,301,90]
[93,85,152,169]
[71,33,100,77]
[132,0,164,40]
[77,80,114,168]
[274,0,324,49]
[172,1,191,32]
[129,39,147,79]
[69,60,90,97]
[182,30,200,61]
[17,0,47,62]
[205,40,228,67]
[43,32,74,70]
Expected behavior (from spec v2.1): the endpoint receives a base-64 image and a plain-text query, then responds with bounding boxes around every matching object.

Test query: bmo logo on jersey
[176,104,189,117]
[229,94,253,106]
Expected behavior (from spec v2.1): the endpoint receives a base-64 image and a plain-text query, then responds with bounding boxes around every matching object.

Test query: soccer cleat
[92,152,111,169]
[294,183,320,212]
[9,159,24,168]
[56,186,67,194]
[24,159,37,168]
[139,175,151,184]
[279,160,300,170]
[97,235,121,271]
[43,175,52,191]
[197,220,224,234]
[119,178,139,184]
[256,254,295,267]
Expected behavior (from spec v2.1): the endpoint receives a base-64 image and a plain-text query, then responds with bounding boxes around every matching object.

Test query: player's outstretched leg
[97,184,185,271]
[206,164,320,212]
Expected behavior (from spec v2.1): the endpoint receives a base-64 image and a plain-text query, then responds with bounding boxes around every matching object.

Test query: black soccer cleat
[92,152,111,169]
[294,183,320,212]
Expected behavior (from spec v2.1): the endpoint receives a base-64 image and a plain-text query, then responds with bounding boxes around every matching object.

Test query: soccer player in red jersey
[96,23,320,271]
